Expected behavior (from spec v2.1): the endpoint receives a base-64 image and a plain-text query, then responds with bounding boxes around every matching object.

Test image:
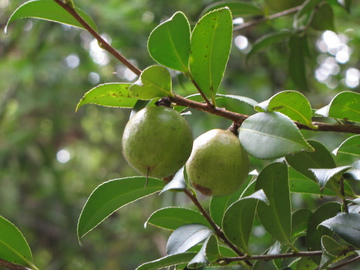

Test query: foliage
[2,0,360,269]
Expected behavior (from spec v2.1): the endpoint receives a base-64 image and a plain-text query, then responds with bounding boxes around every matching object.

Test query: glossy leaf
[286,140,336,181]
[223,190,268,253]
[76,83,137,111]
[292,208,312,239]
[333,135,360,157]
[289,168,353,197]
[0,216,34,269]
[338,0,352,12]
[294,0,323,25]
[309,166,351,189]
[256,90,316,129]
[160,167,187,194]
[5,0,97,33]
[316,91,360,123]
[77,177,164,240]
[320,235,350,269]
[343,160,360,181]
[135,252,197,270]
[256,163,292,245]
[310,3,335,32]
[130,65,173,100]
[144,207,210,230]
[247,30,292,61]
[320,213,360,249]
[166,224,213,255]
[216,94,258,108]
[306,202,341,261]
[288,35,308,91]
[189,7,232,103]
[201,1,262,17]
[187,235,219,267]
[296,257,318,270]
[239,112,314,159]
[148,12,191,72]
[209,188,244,227]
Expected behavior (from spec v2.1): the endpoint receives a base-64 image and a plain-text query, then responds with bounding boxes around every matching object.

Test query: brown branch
[219,250,323,264]
[234,5,302,32]
[0,259,31,270]
[329,255,360,270]
[172,94,360,134]
[183,189,252,267]
[53,0,360,135]
[53,0,141,76]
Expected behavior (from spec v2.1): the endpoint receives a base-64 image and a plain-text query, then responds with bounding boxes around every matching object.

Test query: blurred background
[1,0,360,269]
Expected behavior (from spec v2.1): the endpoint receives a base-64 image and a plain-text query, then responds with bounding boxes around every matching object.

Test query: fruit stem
[183,189,253,267]
[228,122,240,136]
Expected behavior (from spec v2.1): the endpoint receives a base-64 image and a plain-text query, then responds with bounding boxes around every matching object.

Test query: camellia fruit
[122,106,193,178]
[186,129,249,197]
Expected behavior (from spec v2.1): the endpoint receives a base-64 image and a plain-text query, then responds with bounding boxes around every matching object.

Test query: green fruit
[186,129,249,197]
[122,106,193,178]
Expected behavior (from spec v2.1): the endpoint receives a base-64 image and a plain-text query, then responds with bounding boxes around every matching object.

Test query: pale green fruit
[186,129,249,197]
[122,106,193,178]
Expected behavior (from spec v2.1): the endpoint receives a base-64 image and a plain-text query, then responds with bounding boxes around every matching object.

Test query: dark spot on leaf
[271,106,284,110]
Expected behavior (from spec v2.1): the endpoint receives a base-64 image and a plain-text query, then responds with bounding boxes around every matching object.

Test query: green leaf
[166,224,213,255]
[306,202,341,262]
[144,207,210,231]
[0,216,34,269]
[223,190,268,254]
[289,168,353,197]
[130,65,173,100]
[5,0,97,33]
[310,3,335,32]
[201,1,263,17]
[76,83,137,111]
[135,252,197,270]
[316,91,360,123]
[309,166,351,189]
[247,30,292,61]
[288,35,308,91]
[187,235,220,268]
[77,177,164,240]
[333,135,360,157]
[286,140,336,181]
[287,141,356,197]
[160,167,187,194]
[148,12,191,73]
[296,257,318,270]
[320,213,360,249]
[320,235,350,269]
[337,0,351,12]
[294,0,323,26]
[292,208,312,239]
[256,90,316,129]
[209,174,255,227]
[209,189,243,227]
[189,7,233,104]
[256,163,292,246]
[216,94,258,108]
[343,160,360,181]
[238,112,314,159]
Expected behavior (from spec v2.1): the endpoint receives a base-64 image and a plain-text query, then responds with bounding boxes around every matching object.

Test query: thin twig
[329,255,360,269]
[53,0,141,76]
[0,259,31,270]
[183,189,253,267]
[220,250,323,264]
[234,5,302,32]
